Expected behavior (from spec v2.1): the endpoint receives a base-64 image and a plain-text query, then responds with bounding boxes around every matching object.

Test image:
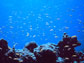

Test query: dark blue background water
[0,0,84,51]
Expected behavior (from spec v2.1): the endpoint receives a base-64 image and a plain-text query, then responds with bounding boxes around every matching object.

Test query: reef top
[0,33,84,63]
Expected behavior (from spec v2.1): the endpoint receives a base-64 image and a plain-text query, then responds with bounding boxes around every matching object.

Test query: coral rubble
[0,33,84,63]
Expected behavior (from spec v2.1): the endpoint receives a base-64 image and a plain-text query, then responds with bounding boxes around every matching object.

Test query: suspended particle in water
[54,35,58,38]
[19,26,23,29]
[50,21,53,23]
[0,31,3,33]
[42,33,45,36]
[48,26,51,28]
[29,28,32,30]
[2,26,6,28]
[40,38,43,40]
[79,14,82,16]
[46,22,49,25]
[23,23,26,25]
[0,28,2,30]
[46,15,49,18]
[23,18,26,20]
[77,30,80,32]
[33,35,36,38]
[71,9,75,12]
[65,26,69,30]
[29,25,33,30]
[38,16,41,19]
[53,26,56,28]
[50,29,54,31]
[44,13,49,16]
[59,29,62,32]
[69,15,72,17]
[10,26,14,29]
[57,18,60,20]
[82,30,84,32]
[26,32,29,37]
[45,38,48,40]
[9,16,12,18]
[43,5,47,8]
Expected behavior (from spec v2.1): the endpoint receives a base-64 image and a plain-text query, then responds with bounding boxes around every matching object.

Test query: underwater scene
[0,0,84,63]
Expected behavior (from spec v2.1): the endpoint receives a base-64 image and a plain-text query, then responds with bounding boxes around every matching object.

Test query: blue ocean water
[0,0,84,51]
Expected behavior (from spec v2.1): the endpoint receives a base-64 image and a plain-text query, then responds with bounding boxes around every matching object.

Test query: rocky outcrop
[0,33,84,63]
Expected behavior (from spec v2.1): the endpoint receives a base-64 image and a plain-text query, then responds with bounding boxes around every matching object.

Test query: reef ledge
[0,33,84,63]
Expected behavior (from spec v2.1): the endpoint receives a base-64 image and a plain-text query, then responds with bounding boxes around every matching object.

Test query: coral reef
[0,33,84,63]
